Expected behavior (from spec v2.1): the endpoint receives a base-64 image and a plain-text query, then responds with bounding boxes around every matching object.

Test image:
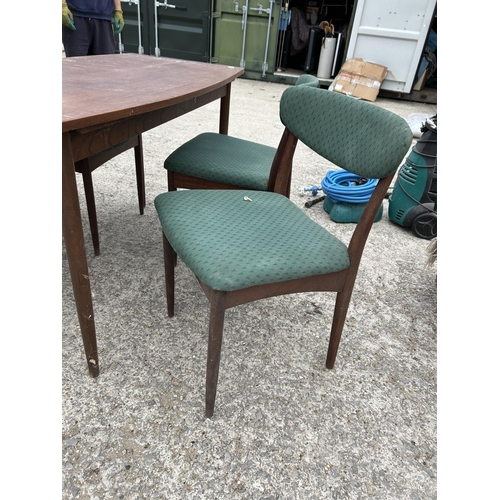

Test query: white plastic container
[317,37,337,79]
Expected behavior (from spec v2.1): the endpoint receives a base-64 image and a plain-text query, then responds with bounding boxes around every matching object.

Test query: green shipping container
[118,0,211,62]
[212,0,280,79]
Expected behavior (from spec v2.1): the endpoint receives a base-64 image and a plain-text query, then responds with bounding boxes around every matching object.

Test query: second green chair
[163,76,320,197]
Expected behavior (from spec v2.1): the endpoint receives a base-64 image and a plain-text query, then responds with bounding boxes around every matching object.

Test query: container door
[152,0,212,61]
[345,0,436,93]
[212,0,280,78]
[119,0,211,61]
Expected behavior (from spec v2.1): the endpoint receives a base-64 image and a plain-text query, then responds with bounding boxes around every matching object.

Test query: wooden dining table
[63,54,244,377]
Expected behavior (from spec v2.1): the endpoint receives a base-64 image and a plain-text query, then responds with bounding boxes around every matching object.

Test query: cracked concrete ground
[62,76,437,499]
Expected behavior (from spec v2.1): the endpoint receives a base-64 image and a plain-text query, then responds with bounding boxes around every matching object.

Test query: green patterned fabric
[164,76,319,190]
[279,86,413,179]
[156,85,413,293]
[164,132,276,191]
[154,190,350,292]
[295,74,321,87]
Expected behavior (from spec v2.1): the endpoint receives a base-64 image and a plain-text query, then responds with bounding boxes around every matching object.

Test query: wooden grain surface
[62,54,244,132]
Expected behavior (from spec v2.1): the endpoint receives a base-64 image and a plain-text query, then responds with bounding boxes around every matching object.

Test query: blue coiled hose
[321,169,378,203]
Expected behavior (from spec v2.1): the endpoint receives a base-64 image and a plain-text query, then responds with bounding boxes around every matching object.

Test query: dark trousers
[62,16,116,57]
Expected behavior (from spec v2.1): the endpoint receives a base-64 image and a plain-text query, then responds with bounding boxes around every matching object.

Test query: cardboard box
[331,58,388,102]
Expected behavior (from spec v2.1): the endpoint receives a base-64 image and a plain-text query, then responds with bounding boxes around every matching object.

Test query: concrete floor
[62,76,437,499]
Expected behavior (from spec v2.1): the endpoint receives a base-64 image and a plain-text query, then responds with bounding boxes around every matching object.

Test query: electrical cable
[321,169,378,203]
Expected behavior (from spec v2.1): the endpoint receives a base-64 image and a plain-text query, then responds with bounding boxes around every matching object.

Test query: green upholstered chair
[74,135,145,256]
[154,86,413,418]
[163,77,320,198]
[294,74,322,87]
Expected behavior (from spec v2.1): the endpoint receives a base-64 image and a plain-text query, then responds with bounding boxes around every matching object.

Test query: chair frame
[74,135,145,256]
[161,126,395,418]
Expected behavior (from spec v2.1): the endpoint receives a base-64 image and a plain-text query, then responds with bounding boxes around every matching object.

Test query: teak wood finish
[63,54,244,377]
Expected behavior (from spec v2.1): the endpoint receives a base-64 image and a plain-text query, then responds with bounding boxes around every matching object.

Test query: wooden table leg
[62,132,100,377]
[219,83,231,135]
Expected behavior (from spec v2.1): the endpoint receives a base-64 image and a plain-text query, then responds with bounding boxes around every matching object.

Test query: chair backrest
[295,74,321,88]
[267,86,411,199]
[265,78,319,195]
[279,86,413,179]
[274,85,413,272]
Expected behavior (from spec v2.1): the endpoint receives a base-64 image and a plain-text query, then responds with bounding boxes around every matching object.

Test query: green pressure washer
[388,115,437,239]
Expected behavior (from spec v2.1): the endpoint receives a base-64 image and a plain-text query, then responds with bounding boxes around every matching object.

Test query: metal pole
[240,0,249,68]
[136,0,143,54]
[261,0,274,76]
[276,1,288,71]
[118,33,124,54]
[154,1,160,56]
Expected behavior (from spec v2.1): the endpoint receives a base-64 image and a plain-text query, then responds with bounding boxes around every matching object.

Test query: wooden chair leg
[286,172,292,199]
[163,234,175,318]
[79,158,100,256]
[326,288,354,369]
[167,170,178,267]
[134,135,146,215]
[167,170,177,192]
[205,290,227,419]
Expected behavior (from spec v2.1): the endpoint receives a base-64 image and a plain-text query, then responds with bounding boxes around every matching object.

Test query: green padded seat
[164,132,276,191]
[154,189,350,292]
[164,76,319,194]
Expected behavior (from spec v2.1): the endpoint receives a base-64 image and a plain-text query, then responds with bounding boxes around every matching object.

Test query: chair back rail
[279,86,413,180]
[266,128,298,196]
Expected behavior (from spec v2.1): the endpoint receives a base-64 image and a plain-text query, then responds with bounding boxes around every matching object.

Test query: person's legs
[63,17,116,57]
[62,16,92,57]
[88,19,116,55]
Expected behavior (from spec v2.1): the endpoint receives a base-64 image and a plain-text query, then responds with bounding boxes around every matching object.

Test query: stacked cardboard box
[331,58,388,102]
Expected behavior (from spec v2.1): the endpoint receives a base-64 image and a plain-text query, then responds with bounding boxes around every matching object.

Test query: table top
[62,54,244,133]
